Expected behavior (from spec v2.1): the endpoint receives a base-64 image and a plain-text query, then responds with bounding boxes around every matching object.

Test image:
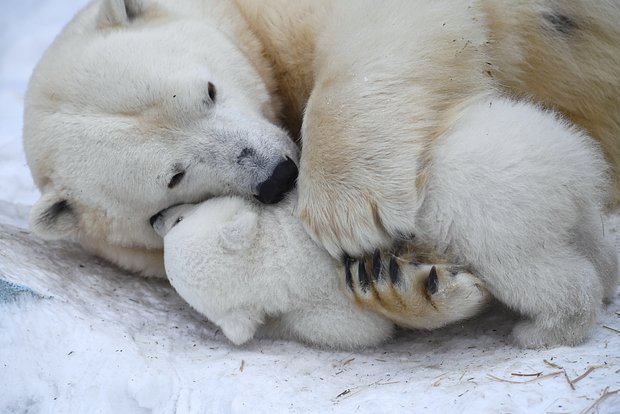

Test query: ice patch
[0,278,42,302]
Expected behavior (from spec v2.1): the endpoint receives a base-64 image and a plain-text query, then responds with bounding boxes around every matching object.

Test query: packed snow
[0,1,619,413]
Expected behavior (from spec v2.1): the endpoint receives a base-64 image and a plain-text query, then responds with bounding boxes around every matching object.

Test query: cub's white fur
[152,194,490,348]
[413,96,618,347]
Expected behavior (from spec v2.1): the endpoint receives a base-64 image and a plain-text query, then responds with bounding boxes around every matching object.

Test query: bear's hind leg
[574,212,619,304]
[504,251,603,348]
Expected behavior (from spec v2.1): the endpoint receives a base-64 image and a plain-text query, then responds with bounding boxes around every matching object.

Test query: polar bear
[23,0,620,347]
[150,193,490,348]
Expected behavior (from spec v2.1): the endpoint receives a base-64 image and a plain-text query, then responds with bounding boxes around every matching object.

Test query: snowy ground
[1,2,619,413]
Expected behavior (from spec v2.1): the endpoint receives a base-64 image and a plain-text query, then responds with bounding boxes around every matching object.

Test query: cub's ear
[218,210,259,252]
[97,0,143,27]
[29,191,78,240]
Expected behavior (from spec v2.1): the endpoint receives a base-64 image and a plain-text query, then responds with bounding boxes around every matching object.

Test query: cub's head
[24,0,298,277]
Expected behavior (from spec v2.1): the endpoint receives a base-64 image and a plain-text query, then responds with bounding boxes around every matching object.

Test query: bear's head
[23,0,298,277]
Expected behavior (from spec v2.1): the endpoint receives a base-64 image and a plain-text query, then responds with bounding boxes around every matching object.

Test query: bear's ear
[29,190,78,240]
[97,0,143,27]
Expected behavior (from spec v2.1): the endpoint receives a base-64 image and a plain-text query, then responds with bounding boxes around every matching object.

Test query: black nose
[255,157,298,204]
[149,212,162,227]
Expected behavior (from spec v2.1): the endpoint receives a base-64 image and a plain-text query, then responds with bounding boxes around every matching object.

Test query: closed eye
[207,82,216,103]
[200,82,217,108]
[168,171,185,188]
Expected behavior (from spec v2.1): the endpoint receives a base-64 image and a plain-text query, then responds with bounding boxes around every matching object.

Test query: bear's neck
[233,0,330,139]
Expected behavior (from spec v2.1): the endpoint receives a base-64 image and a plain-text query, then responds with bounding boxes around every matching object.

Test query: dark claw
[358,261,370,292]
[426,266,438,295]
[344,255,354,290]
[388,256,400,284]
[372,250,382,280]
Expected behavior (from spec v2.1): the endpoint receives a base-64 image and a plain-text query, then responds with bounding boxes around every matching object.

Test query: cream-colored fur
[482,0,620,208]
[23,0,620,347]
[294,0,619,347]
[24,0,298,277]
[151,193,490,348]
[25,0,620,277]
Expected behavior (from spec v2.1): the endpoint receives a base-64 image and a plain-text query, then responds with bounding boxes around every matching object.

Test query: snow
[0,1,619,413]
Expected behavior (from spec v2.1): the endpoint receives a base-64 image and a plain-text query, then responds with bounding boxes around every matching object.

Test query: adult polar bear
[24,0,619,347]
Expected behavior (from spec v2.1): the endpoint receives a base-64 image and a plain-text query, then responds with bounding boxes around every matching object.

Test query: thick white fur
[23,0,620,347]
[24,0,298,277]
[413,96,619,347]
[295,0,619,347]
[24,0,620,281]
[155,196,393,348]
[153,194,489,348]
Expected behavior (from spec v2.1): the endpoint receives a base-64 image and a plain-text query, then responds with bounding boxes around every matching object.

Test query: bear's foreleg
[343,248,491,330]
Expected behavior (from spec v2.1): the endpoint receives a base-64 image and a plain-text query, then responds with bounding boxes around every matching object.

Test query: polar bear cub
[413,97,619,347]
[151,194,490,349]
